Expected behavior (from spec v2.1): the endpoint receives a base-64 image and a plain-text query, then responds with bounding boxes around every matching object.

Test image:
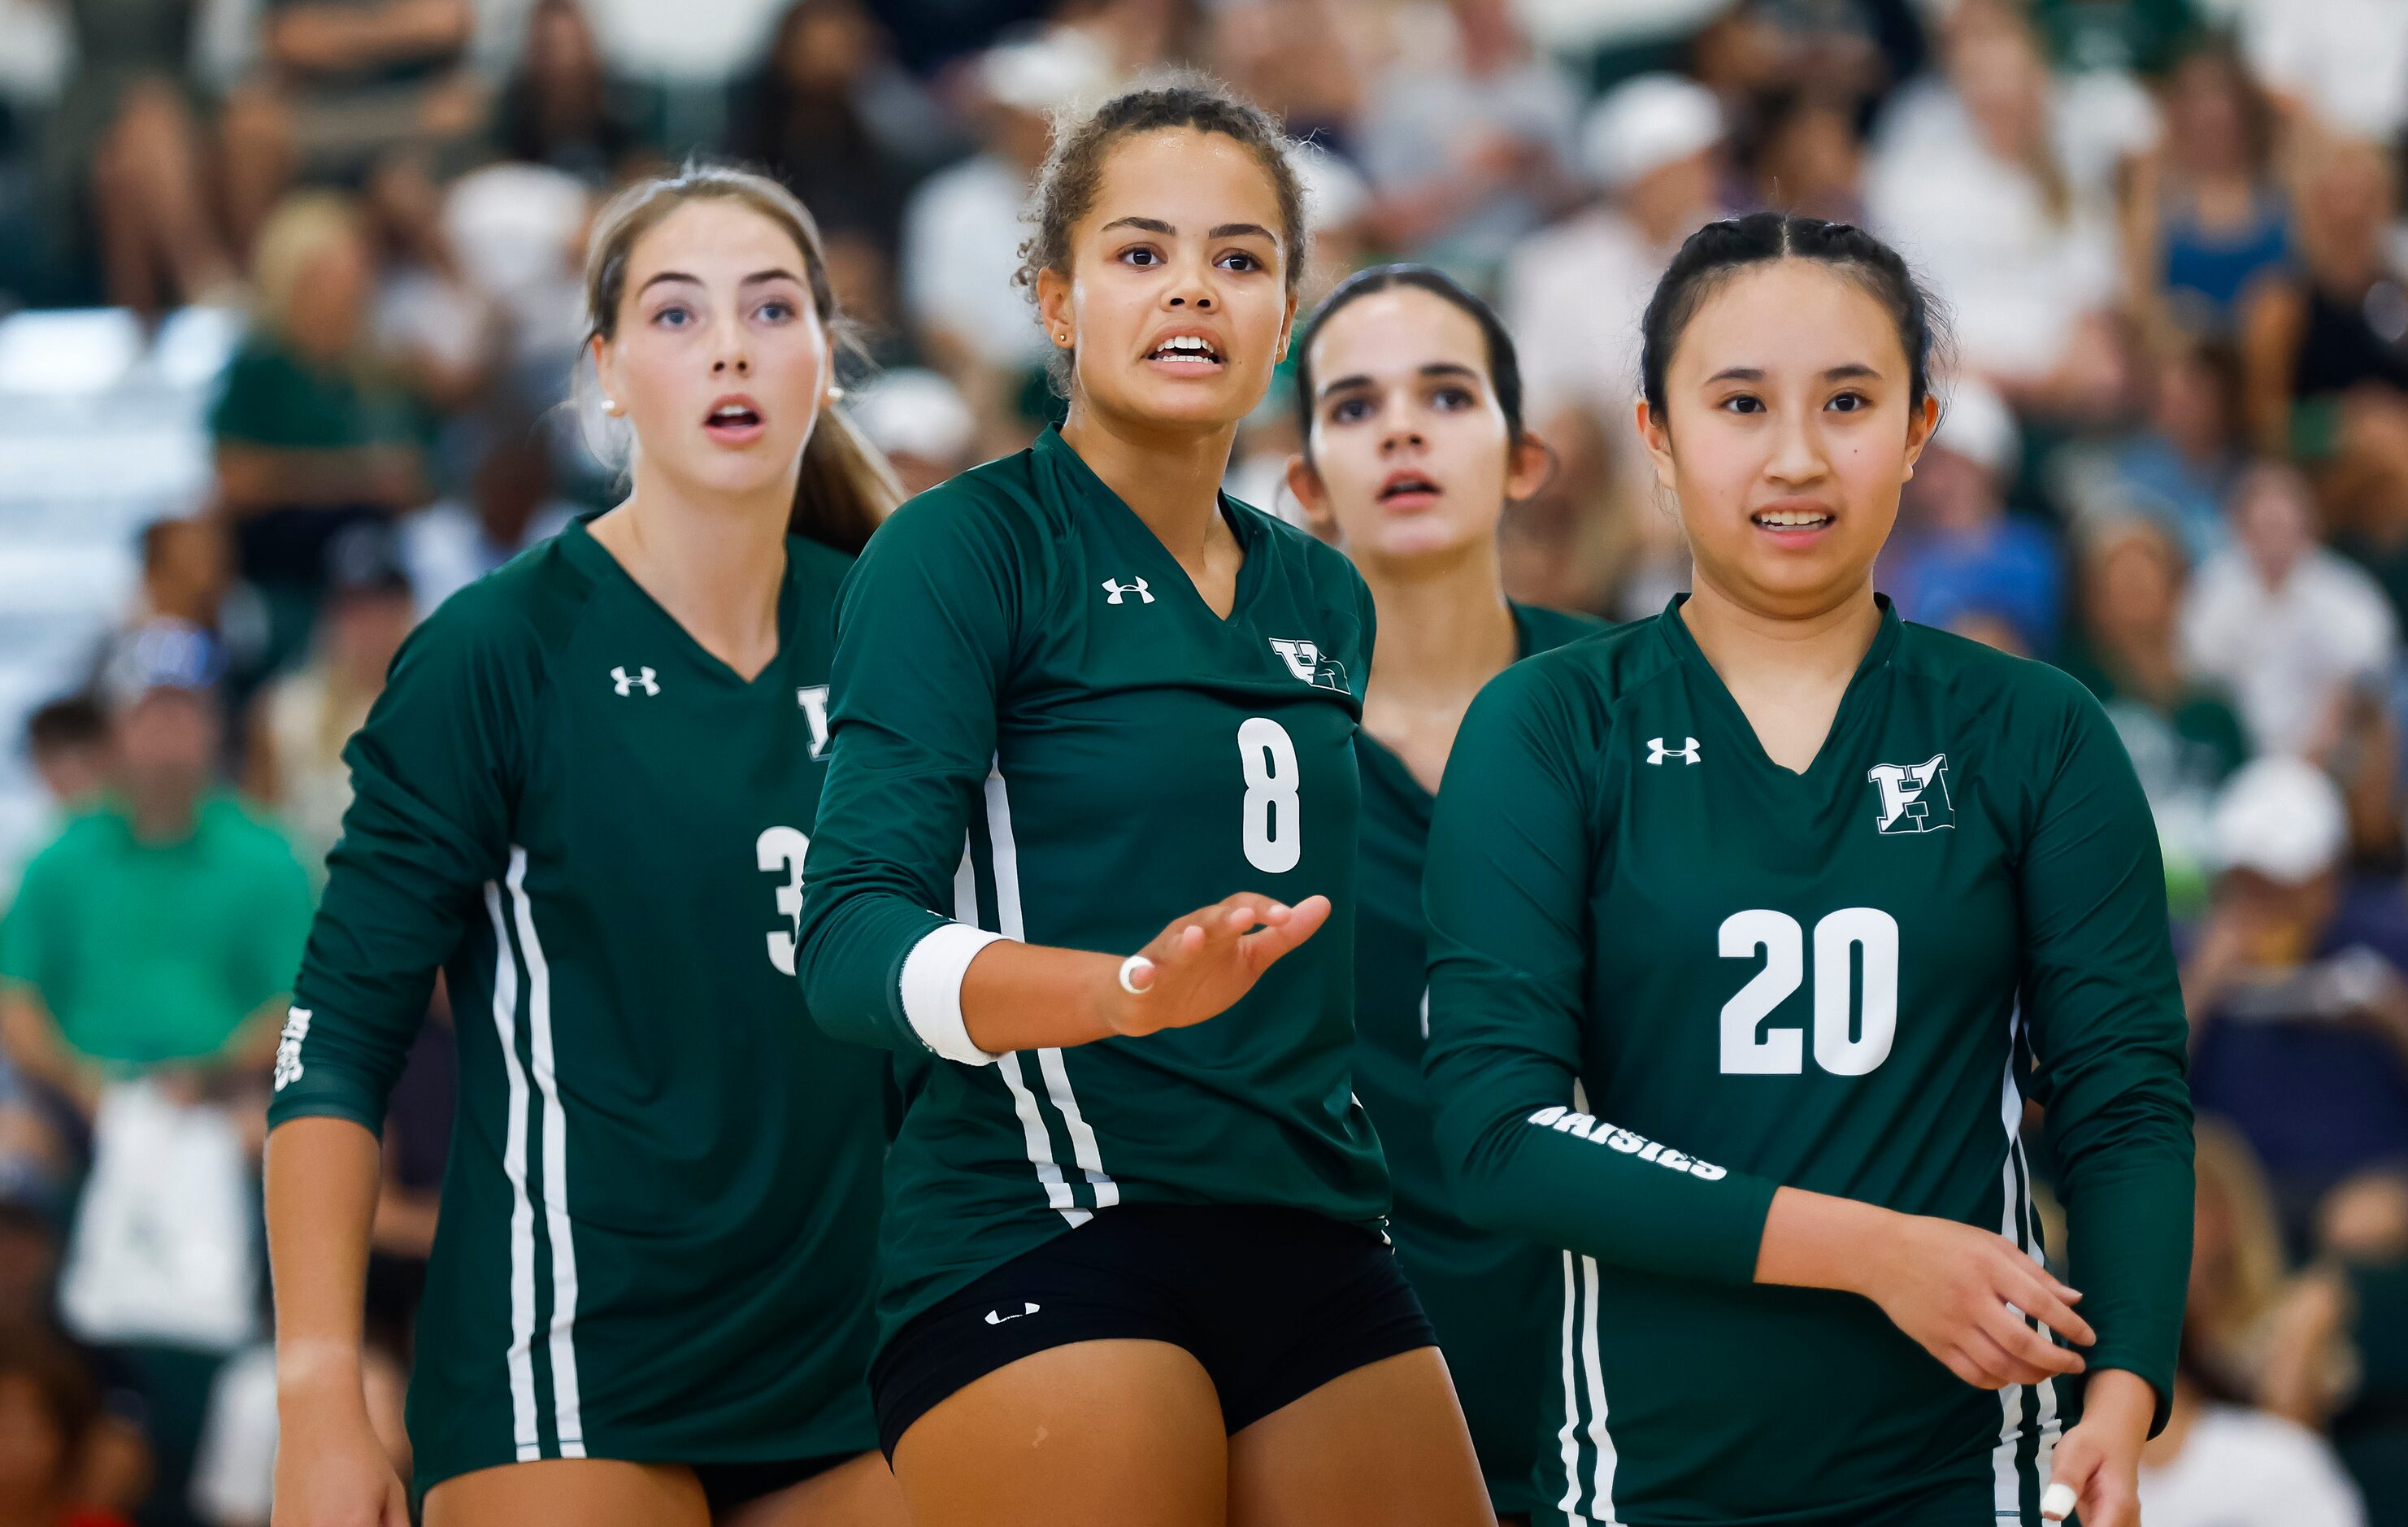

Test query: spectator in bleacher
[843,368,978,498]
[360,152,493,417]
[2238,137,2408,461]
[1740,85,1868,225]
[21,702,109,821]
[87,516,261,726]
[209,192,424,672]
[729,0,951,262]
[491,0,648,189]
[38,2,238,315]
[2123,38,2288,346]
[1198,0,1367,152]
[2236,0,2408,142]
[2182,462,2397,759]
[899,27,1112,449]
[2185,1112,2354,1425]
[1878,376,2062,655]
[2185,757,2408,1240]
[0,625,311,1136]
[1866,0,2146,421]
[2064,518,2249,909]
[122,517,229,638]
[215,0,485,255]
[398,413,572,617]
[0,1324,137,1527]
[2141,1124,2367,1524]
[1503,76,1725,436]
[241,524,411,881]
[1502,72,1727,619]
[10,700,113,901]
[1352,0,1579,280]
[2054,335,2247,565]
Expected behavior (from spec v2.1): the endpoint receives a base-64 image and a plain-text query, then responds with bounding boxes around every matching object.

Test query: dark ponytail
[1291,263,1528,457]
[1638,212,1947,420]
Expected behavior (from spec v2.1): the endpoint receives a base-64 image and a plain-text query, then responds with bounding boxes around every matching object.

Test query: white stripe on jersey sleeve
[900,923,1009,1067]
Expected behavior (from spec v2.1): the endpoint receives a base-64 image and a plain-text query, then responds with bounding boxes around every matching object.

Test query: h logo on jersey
[1101,576,1154,605]
[796,685,831,759]
[1647,736,1702,766]
[1868,754,1955,833]
[611,665,659,697]
[1268,637,1350,694]
[272,1007,311,1092]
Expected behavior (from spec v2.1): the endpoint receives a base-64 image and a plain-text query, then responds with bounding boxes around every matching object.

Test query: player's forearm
[1436,1085,1777,1285]
[266,1116,383,1401]
[959,940,1123,1054]
[1754,1185,1905,1295]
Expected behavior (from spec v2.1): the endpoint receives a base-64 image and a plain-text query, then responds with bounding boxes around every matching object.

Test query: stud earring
[603,398,625,416]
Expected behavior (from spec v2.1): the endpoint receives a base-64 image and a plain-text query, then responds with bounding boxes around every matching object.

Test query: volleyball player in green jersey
[263,169,913,1527]
[1280,264,1602,1524]
[796,83,1493,1527]
[1423,214,2192,1527]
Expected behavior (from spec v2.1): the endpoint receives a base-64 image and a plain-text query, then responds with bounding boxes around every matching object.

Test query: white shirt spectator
[1501,206,1668,424]
[1500,74,1722,424]
[1354,1,1582,277]
[402,495,576,620]
[2182,543,2397,755]
[1867,74,2142,383]
[900,153,1047,371]
[2239,0,2408,141]
[2138,1403,2366,1527]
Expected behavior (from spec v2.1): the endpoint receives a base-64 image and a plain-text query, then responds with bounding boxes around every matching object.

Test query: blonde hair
[250,192,367,347]
[580,163,904,553]
[2191,1120,2289,1351]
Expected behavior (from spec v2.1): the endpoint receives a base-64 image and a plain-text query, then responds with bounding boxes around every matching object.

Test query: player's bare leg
[1227,1347,1494,1527]
[890,1339,1225,1527]
[425,1458,706,1527]
[722,1451,911,1527]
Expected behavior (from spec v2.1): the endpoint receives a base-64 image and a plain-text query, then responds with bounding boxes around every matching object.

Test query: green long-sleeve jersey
[795,427,1391,1341]
[1423,597,2193,1527]
[1353,602,1602,1516]
[267,520,888,1491]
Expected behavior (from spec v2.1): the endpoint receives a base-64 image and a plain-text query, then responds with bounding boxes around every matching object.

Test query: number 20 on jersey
[1719,908,1900,1076]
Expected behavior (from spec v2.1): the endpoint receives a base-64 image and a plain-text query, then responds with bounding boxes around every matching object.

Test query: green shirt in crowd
[208,337,423,455]
[0,795,313,1066]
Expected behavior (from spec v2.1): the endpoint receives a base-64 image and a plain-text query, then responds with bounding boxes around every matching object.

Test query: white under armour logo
[611,665,659,697]
[1646,736,1701,765]
[984,1302,1040,1325]
[1101,576,1154,605]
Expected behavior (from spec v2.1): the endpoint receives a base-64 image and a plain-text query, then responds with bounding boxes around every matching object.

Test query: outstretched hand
[1107,893,1332,1038]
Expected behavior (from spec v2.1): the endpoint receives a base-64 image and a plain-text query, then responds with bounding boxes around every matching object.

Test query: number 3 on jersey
[1238,718,1301,873]
[1719,907,1898,1076]
[758,825,810,974]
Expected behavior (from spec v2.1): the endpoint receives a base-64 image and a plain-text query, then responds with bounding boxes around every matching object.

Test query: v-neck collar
[1037,425,1266,626]
[1360,602,1558,815]
[560,512,798,690]
[1657,592,1902,782]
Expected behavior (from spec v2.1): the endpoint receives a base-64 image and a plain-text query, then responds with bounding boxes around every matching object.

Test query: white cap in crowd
[1931,376,2019,477]
[1580,72,1723,192]
[2212,756,2349,885]
[979,27,1115,115]
[847,368,976,467]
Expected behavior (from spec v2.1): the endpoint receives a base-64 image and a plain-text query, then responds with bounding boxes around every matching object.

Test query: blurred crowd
[4,0,2408,1520]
